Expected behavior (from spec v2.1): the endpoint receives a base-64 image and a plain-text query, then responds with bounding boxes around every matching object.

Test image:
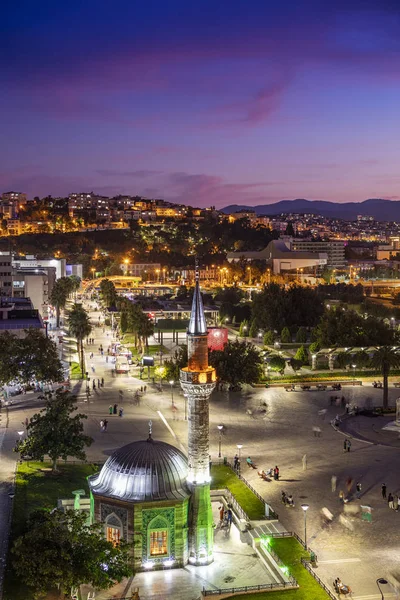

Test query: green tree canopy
[50,277,72,327]
[99,279,118,307]
[314,309,396,348]
[209,340,262,390]
[12,509,131,598]
[0,330,63,386]
[294,345,309,365]
[263,330,275,345]
[249,319,258,338]
[239,319,249,337]
[268,355,286,375]
[163,345,188,381]
[18,388,93,471]
[281,327,291,343]
[295,326,308,343]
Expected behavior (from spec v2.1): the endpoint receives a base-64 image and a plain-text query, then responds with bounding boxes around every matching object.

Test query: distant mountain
[221,199,400,221]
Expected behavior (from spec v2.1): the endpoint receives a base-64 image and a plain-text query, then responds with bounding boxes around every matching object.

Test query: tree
[50,278,70,327]
[295,327,308,344]
[209,340,262,390]
[239,320,249,337]
[289,358,302,373]
[263,330,275,345]
[0,330,63,386]
[99,279,117,307]
[164,345,188,381]
[314,309,396,348]
[12,509,131,598]
[281,327,291,343]
[249,319,258,338]
[120,309,129,333]
[269,355,286,375]
[68,303,92,375]
[335,352,351,370]
[309,341,320,354]
[294,345,309,365]
[370,347,400,409]
[17,389,93,472]
[352,350,370,370]
[136,311,155,352]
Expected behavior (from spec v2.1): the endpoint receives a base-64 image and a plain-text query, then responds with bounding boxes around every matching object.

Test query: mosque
[88,272,217,570]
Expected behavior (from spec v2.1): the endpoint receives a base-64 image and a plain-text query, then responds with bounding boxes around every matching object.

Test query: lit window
[149,530,168,556]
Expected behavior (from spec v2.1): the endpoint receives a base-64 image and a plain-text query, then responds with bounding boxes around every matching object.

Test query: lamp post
[237,444,243,473]
[124,258,129,275]
[217,425,223,458]
[352,363,356,385]
[17,430,24,442]
[91,268,95,280]
[169,380,174,407]
[376,578,388,600]
[301,504,309,549]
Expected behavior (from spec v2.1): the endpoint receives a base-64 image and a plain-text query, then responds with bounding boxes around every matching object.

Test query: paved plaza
[2,300,400,599]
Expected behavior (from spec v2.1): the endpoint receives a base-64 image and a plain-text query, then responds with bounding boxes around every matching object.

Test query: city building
[12,255,66,280]
[227,239,328,274]
[0,252,13,296]
[121,263,162,278]
[290,239,346,269]
[0,296,44,337]
[87,270,216,569]
[12,267,56,317]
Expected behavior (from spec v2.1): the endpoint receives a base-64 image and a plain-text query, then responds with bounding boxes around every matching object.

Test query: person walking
[119,407,124,417]
[218,505,224,524]
[233,454,239,470]
[101,377,104,387]
[356,482,362,498]
[388,492,394,509]
[331,475,337,492]
[343,439,347,452]
[302,454,307,471]
[346,439,351,452]
[103,419,108,432]
[382,483,387,499]
[97,378,100,388]
[100,420,104,431]
[394,494,399,511]
[113,403,118,415]
[109,404,113,415]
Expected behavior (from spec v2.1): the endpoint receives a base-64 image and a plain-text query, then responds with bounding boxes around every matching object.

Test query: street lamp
[301,504,309,549]
[376,578,388,600]
[91,268,95,280]
[124,258,129,274]
[352,363,356,385]
[237,444,243,471]
[17,430,24,442]
[169,380,174,407]
[217,425,223,458]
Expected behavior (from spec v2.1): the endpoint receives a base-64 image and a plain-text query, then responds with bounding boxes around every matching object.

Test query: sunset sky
[1,0,400,207]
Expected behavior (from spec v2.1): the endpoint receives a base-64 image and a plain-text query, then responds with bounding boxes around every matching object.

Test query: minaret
[180,263,216,565]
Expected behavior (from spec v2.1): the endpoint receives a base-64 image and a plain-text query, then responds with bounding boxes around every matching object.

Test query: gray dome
[88,437,190,502]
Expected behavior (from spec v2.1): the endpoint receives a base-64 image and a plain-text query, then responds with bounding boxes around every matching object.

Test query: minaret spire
[180,256,216,566]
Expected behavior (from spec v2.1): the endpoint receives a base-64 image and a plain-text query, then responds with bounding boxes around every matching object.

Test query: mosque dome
[88,436,190,502]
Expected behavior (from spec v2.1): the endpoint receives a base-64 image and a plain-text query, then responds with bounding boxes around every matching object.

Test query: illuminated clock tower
[180,267,216,565]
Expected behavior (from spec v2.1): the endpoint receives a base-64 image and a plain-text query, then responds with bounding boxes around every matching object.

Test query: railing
[202,579,297,596]
[223,461,278,520]
[301,558,337,600]
[210,488,250,522]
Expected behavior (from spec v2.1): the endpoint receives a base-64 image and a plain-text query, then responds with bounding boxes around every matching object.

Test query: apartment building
[290,239,346,269]
[0,252,12,296]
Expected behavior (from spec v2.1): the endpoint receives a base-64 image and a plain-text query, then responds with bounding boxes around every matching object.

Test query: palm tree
[370,346,400,409]
[50,279,69,327]
[68,304,92,376]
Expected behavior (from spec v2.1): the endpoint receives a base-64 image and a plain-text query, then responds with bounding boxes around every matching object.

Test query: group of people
[333,578,352,595]
[99,419,109,432]
[281,491,295,507]
[218,505,233,530]
[108,403,124,417]
[382,484,400,510]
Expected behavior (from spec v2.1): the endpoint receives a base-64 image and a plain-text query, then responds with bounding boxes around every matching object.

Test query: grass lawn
[226,537,331,600]
[210,464,265,520]
[3,461,99,600]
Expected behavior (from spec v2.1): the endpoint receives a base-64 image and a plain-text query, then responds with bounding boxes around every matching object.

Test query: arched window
[147,516,169,558]
[105,513,123,546]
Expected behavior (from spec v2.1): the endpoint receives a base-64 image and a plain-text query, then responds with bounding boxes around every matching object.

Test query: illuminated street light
[352,363,356,385]
[17,430,24,442]
[301,504,309,549]
[169,380,174,407]
[217,425,223,458]
[91,268,95,280]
